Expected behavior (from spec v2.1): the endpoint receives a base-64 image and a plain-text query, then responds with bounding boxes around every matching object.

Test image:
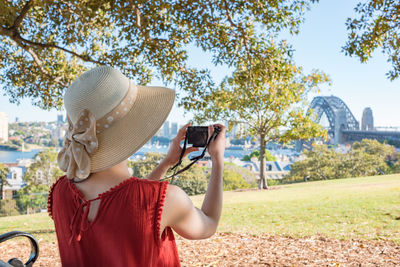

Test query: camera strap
[160,127,220,182]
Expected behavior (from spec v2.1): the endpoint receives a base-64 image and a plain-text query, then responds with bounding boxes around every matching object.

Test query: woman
[48,66,225,266]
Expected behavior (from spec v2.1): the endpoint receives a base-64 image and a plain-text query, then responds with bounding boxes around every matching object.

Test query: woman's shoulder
[47,175,68,219]
[131,177,169,191]
[134,177,168,185]
[49,175,68,194]
[134,177,169,196]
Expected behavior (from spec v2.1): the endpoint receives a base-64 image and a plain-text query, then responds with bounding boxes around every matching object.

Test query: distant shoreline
[0,145,18,151]
[0,143,50,153]
[0,148,43,163]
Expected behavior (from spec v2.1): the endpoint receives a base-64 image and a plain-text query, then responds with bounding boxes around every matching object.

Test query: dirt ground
[1,232,399,266]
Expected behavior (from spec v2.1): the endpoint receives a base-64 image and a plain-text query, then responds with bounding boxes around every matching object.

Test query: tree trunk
[259,133,268,189]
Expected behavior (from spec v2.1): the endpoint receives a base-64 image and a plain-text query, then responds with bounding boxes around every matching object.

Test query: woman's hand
[207,124,226,162]
[162,122,199,167]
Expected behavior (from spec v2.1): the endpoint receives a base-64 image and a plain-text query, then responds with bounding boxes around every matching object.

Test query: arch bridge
[307,96,400,146]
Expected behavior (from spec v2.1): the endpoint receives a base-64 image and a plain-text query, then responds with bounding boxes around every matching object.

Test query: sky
[3,0,399,127]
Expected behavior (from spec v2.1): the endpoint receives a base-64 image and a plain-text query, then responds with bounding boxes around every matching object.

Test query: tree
[189,39,329,189]
[286,140,396,183]
[343,139,395,176]
[17,149,63,212]
[0,164,10,200]
[392,153,400,173]
[129,153,169,178]
[242,150,276,162]
[0,0,319,109]
[288,144,340,182]
[224,162,258,186]
[351,138,395,159]
[222,169,250,191]
[170,166,208,196]
[24,149,63,186]
[343,1,400,80]
[0,199,20,217]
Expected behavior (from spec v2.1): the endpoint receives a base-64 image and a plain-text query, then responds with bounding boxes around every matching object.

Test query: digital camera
[186,126,220,147]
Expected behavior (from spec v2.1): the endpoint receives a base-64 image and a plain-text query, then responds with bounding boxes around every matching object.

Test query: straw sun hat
[57,66,175,182]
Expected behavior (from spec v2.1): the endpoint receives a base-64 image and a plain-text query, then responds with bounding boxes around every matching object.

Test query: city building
[0,112,8,143]
[361,107,374,131]
[15,158,33,168]
[163,121,170,138]
[171,122,178,137]
[240,160,291,180]
[57,114,64,125]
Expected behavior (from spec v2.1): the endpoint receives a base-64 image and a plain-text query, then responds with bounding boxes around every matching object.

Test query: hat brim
[89,84,175,173]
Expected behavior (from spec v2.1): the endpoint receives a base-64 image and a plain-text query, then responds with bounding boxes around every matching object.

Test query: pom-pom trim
[155,180,169,244]
[47,175,66,219]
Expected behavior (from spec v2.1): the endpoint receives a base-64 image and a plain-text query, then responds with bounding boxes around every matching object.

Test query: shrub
[242,150,276,162]
[0,199,20,217]
[267,179,281,186]
[16,189,48,214]
[130,152,208,196]
[170,173,208,196]
[222,169,250,191]
[286,140,397,183]
[169,158,209,196]
[224,162,257,186]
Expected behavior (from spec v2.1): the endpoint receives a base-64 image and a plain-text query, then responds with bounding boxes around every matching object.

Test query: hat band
[95,80,137,134]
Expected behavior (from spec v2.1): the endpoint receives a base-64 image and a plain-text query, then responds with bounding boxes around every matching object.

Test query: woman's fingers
[171,122,189,143]
[212,124,225,139]
[178,122,191,135]
[207,125,215,142]
[172,122,190,142]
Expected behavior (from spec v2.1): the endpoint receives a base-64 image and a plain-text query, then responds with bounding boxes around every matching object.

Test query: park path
[1,232,399,266]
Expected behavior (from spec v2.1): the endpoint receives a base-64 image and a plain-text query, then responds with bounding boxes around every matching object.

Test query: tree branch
[223,0,237,28]
[11,0,35,30]
[222,0,251,56]
[17,34,106,65]
[0,1,105,66]
[13,38,65,86]
[27,48,48,75]
[0,27,8,36]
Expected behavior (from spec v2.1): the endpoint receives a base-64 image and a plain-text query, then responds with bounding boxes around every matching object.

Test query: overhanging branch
[13,38,66,86]
[1,0,106,66]
[17,35,106,65]
[11,0,35,30]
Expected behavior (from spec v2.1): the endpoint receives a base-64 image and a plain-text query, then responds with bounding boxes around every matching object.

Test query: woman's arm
[146,159,172,181]
[147,122,198,181]
[159,124,226,239]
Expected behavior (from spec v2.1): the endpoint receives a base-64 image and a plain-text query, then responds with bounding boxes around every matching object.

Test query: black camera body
[186,126,220,147]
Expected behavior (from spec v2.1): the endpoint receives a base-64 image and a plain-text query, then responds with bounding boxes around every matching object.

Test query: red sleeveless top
[47,175,180,267]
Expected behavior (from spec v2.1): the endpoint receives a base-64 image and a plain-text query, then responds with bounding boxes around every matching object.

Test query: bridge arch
[308,96,359,133]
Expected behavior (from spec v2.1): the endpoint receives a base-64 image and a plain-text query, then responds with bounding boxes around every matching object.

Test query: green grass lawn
[1,174,400,243]
[192,174,400,243]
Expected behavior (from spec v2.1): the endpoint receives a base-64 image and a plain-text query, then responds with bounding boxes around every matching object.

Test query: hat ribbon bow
[57,109,98,180]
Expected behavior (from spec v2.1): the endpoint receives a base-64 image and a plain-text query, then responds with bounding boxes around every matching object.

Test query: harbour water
[134,145,252,159]
[0,149,43,163]
[0,146,253,163]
